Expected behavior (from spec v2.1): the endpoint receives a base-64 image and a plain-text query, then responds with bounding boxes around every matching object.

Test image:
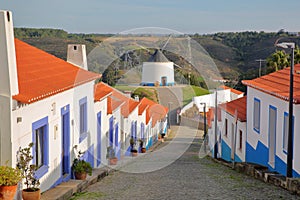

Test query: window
[224,118,228,136]
[283,112,294,153]
[32,117,49,179]
[79,97,87,142]
[253,98,260,133]
[239,130,243,150]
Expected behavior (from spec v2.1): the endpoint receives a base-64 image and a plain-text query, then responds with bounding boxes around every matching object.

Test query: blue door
[109,116,114,147]
[97,112,101,167]
[115,123,119,159]
[61,105,70,181]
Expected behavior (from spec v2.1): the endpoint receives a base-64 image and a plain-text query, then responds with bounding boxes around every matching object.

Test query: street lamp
[276,42,295,178]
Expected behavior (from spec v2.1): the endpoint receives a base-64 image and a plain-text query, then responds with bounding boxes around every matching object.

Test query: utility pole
[214,90,218,159]
[255,59,266,77]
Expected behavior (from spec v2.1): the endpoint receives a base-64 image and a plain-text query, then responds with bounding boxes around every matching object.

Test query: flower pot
[0,185,18,200]
[141,148,146,153]
[74,172,87,180]
[22,188,41,200]
[109,158,118,165]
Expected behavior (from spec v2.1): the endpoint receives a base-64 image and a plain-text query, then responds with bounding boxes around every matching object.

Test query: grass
[114,85,137,92]
[114,85,158,103]
[182,85,209,106]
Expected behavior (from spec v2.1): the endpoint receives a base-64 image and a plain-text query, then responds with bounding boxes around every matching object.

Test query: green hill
[14,28,300,91]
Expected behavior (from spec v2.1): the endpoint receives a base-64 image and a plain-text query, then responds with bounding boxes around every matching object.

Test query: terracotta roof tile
[94,82,113,101]
[107,96,124,114]
[12,39,101,104]
[207,107,221,128]
[219,96,247,122]
[139,97,168,126]
[242,64,300,104]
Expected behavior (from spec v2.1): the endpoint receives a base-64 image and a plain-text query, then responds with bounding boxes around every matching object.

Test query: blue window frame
[32,116,49,179]
[283,112,294,154]
[253,98,261,133]
[79,97,88,142]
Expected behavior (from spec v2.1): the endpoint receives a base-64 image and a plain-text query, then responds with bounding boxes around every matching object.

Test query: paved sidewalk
[70,128,299,200]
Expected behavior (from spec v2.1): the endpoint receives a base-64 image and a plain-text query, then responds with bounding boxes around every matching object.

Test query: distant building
[141,50,175,86]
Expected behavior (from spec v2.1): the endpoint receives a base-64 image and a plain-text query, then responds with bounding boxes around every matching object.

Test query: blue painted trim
[61,104,71,182]
[246,141,268,167]
[79,96,88,143]
[274,155,300,177]
[282,112,294,154]
[115,123,119,148]
[97,112,101,167]
[50,177,62,189]
[32,116,49,179]
[87,145,94,168]
[109,116,114,147]
[253,98,260,134]
[141,123,144,139]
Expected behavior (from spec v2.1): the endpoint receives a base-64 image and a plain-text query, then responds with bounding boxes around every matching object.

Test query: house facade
[0,10,169,193]
[243,66,300,177]
[218,96,247,162]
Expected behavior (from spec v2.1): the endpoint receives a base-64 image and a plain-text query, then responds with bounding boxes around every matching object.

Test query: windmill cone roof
[148,49,170,62]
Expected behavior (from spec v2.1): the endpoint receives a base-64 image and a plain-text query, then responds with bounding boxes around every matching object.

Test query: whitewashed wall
[247,87,300,175]
[12,81,95,192]
[220,110,246,161]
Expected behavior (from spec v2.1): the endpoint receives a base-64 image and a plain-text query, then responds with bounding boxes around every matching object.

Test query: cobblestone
[72,131,299,200]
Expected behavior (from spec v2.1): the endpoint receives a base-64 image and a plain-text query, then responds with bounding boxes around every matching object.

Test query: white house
[242,65,300,177]
[141,50,175,86]
[218,96,247,162]
[0,10,102,192]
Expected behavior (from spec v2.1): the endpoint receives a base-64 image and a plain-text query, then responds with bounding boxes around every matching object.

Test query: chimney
[0,10,19,96]
[67,44,88,70]
[0,10,17,166]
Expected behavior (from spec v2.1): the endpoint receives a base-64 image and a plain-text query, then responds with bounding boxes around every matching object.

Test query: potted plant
[139,139,146,153]
[16,143,41,200]
[130,137,138,157]
[0,164,23,200]
[72,151,92,180]
[106,146,118,165]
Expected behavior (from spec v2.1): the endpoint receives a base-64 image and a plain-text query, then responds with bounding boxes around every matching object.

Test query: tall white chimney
[67,44,88,70]
[0,10,17,166]
[0,10,19,96]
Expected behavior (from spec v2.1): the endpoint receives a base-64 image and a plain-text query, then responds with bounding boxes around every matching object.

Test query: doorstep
[41,167,111,200]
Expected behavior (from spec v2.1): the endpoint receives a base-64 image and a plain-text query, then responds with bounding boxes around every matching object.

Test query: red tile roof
[107,96,124,114]
[111,89,139,117]
[242,64,300,104]
[139,97,168,126]
[220,85,244,95]
[12,39,101,104]
[94,82,113,101]
[219,96,247,122]
[207,107,221,128]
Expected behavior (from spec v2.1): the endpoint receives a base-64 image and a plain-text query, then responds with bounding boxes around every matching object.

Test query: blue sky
[2,0,300,34]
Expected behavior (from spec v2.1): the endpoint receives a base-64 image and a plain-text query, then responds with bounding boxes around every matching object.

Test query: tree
[266,50,289,73]
[266,46,300,73]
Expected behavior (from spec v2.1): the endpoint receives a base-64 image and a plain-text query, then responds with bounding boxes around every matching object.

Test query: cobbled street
[72,127,299,200]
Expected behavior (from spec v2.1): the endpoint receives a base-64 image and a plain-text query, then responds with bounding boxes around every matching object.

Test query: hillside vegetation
[14,28,300,92]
